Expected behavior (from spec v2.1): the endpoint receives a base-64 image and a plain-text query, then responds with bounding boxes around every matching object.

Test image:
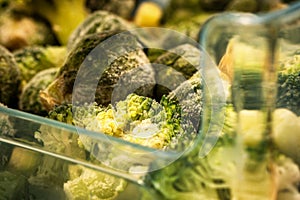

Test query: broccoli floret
[0,170,28,200]
[19,68,59,116]
[144,104,275,200]
[64,164,127,200]
[30,104,89,188]
[14,45,66,85]
[277,54,300,115]
[276,155,300,200]
[0,45,21,108]
[83,93,190,150]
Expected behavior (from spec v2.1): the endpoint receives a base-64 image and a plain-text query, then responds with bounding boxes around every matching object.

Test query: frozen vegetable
[0,45,21,108]
[277,54,300,115]
[14,45,66,85]
[40,31,154,111]
[83,93,193,150]
[144,105,275,200]
[85,0,135,19]
[153,44,200,99]
[273,108,300,165]
[64,165,127,200]
[6,147,41,177]
[45,93,196,151]
[0,103,16,137]
[19,68,59,116]
[0,9,58,51]
[159,71,202,149]
[0,170,28,200]
[67,10,135,51]
[276,155,300,200]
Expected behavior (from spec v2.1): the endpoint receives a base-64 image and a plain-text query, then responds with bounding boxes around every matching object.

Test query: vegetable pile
[0,0,300,200]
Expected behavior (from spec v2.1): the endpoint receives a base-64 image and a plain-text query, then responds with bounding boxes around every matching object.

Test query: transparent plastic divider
[198,2,300,200]
[0,106,180,185]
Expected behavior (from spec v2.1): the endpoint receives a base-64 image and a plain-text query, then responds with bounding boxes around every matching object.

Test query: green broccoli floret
[0,170,28,200]
[64,164,127,200]
[277,54,300,115]
[82,93,190,150]
[30,104,89,188]
[14,45,66,85]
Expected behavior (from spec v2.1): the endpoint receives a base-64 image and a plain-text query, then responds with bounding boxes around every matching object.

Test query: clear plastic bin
[1,1,300,200]
[199,1,300,200]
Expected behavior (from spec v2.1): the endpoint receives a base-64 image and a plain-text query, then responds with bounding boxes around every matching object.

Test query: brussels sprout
[19,67,59,116]
[153,44,200,99]
[0,10,58,51]
[14,45,66,84]
[85,0,135,19]
[67,10,135,51]
[40,31,155,111]
[0,45,21,108]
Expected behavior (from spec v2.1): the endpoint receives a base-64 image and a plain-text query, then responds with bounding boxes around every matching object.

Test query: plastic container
[199,1,300,200]
[1,2,300,200]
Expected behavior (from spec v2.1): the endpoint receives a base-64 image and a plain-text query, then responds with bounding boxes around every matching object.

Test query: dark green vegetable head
[67,10,135,50]
[19,68,58,116]
[0,10,58,51]
[0,45,21,108]
[14,45,66,84]
[41,31,154,111]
